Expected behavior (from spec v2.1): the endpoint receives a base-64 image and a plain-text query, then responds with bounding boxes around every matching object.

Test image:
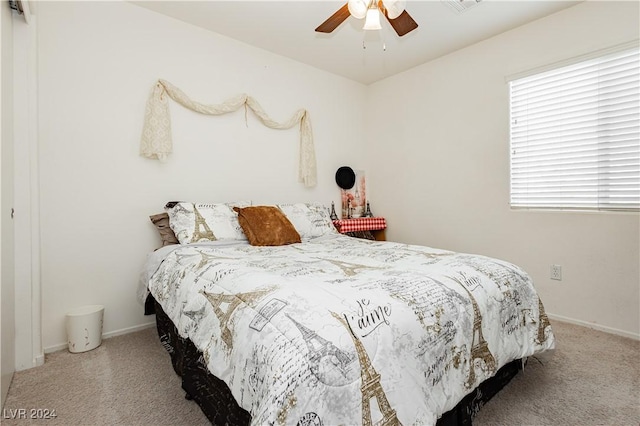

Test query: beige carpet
[3,320,639,425]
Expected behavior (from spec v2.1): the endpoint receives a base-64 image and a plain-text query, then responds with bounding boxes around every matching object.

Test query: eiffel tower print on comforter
[144,234,555,425]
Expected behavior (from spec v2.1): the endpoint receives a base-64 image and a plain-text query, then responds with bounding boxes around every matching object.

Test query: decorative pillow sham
[166,202,249,244]
[277,202,338,240]
[233,206,301,247]
[149,212,179,247]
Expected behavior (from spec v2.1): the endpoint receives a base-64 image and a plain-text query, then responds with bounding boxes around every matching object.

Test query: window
[509,45,639,211]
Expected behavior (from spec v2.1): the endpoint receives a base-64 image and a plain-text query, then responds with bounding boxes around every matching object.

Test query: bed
[139,202,555,425]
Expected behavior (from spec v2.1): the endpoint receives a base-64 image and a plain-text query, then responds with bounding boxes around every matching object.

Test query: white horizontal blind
[509,47,640,211]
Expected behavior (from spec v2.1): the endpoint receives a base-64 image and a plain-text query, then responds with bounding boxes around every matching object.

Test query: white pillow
[277,202,338,241]
[167,202,249,244]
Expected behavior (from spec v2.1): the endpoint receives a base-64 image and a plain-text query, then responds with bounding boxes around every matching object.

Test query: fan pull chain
[361,35,387,51]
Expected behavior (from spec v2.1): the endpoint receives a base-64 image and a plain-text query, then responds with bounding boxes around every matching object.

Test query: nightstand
[332,217,387,241]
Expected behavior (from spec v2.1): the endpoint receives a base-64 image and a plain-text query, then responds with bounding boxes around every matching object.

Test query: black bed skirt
[153,297,522,425]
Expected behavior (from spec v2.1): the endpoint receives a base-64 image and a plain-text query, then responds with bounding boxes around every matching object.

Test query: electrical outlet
[550,264,562,281]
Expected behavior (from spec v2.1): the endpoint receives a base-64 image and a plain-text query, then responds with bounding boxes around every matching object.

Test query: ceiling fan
[315,0,418,37]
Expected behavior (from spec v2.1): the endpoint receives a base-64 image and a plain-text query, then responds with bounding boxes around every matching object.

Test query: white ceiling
[133,0,582,85]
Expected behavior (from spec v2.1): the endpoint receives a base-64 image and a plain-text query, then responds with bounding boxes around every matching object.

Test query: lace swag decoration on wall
[139,79,317,188]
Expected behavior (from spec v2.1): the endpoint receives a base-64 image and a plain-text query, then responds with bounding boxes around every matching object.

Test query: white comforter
[142,234,555,425]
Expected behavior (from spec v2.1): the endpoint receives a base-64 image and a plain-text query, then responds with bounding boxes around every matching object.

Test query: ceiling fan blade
[381,6,418,37]
[315,4,351,33]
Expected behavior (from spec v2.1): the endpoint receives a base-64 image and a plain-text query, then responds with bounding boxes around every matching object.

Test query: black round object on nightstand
[335,166,356,189]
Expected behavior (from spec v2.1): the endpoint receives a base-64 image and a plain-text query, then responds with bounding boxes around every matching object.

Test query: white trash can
[66,305,104,353]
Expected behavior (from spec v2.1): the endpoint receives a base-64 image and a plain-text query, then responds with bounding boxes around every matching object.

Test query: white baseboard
[15,353,46,372]
[548,312,640,341]
[43,322,156,354]
[102,321,156,340]
[43,343,68,354]
[34,354,44,367]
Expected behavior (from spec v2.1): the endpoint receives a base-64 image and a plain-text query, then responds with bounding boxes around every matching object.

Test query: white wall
[32,0,640,352]
[366,1,640,337]
[36,1,367,350]
[1,0,15,406]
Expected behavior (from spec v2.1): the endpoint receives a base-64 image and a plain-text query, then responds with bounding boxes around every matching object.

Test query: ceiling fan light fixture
[314,0,418,37]
[363,7,381,30]
[347,0,368,19]
[382,0,406,19]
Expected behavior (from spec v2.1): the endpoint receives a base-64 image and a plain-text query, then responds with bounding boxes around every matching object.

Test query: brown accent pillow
[233,206,301,247]
[149,212,179,247]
